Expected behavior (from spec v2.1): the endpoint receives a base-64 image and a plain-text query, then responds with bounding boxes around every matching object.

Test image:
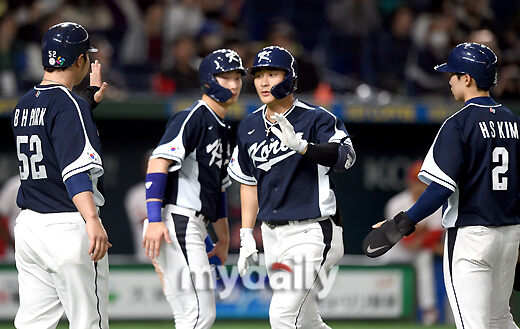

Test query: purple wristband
[147,201,163,223]
[145,172,167,199]
[146,172,167,223]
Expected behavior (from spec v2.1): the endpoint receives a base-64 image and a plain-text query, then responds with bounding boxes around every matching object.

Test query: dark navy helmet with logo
[199,49,245,103]
[42,22,98,69]
[250,46,298,99]
[434,42,498,89]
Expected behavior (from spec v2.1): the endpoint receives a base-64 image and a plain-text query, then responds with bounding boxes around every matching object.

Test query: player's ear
[75,53,87,68]
[464,74,472,87]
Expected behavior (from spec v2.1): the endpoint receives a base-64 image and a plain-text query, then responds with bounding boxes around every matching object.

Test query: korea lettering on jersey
[228,100,352,222]
[11,85,104,213]
[151,100,231,222]
[418,97,520,228]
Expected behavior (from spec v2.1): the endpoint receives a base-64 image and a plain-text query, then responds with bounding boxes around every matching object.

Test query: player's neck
[463,89,490,103]
[265,95,295,120]
[202,94,227,119]
[41,72,74,91]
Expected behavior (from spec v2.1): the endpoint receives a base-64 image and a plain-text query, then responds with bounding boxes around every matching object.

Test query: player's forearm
[406,182,452,223]
[147,158,172,175]
[72,191,99,222]
[212,217,230,243]
[240,184,258,228]
[303,142,356,172]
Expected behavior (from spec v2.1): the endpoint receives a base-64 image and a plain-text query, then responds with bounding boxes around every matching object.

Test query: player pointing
[142,49,244,329]
[363,42,520,329]
[11,22,110,328]
[228,46,355,328]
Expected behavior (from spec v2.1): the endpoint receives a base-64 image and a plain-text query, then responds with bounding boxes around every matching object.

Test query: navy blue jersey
[228,99,352,222]
[419,97,520,228]
[11,84,104,213]
[151,100,231,222]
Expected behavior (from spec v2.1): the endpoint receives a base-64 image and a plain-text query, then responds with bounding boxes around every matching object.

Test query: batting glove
[362,212,416,258]
[270,113,308,153]
[238,228,258,277]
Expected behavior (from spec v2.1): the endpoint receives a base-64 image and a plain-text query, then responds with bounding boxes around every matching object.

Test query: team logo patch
[257,50,272,63]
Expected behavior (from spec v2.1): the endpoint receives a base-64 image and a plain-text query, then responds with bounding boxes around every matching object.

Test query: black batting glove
[81,86,101,110]
[362,211,416,258]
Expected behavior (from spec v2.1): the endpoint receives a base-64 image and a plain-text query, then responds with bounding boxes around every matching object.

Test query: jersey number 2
[17,135,47,180]
[492,147,508,190]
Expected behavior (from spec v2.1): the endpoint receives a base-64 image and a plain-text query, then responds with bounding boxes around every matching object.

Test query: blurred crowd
[0,0,519,100]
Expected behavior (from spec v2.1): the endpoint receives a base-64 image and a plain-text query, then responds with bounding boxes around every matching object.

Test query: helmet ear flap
[271,71,298,99]
[202,75,233,103]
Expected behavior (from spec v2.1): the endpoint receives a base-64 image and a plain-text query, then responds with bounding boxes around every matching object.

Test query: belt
[264,217,329,229]
[165,204,207,224]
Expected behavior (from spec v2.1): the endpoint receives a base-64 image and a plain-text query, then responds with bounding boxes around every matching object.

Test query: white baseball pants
[145,204,215,329]
[261,217,344,329]
[445,225,520,329]
[14,209,109,329]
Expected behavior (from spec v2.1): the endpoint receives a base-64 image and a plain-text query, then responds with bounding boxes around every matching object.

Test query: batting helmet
[199,49,245,103]
[434,42,498,89]
[250,46,298,99]
[42,22,97,69]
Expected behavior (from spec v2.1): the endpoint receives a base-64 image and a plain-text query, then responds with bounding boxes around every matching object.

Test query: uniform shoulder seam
[294,99,318,110]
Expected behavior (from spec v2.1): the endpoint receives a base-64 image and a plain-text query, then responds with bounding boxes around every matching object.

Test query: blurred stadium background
[1,0,520,327]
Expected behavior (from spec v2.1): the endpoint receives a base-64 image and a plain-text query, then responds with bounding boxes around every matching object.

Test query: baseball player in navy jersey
[11,22,110,329]
[363,42,520,329]
[142,49,244,329]
[228,46,356,329]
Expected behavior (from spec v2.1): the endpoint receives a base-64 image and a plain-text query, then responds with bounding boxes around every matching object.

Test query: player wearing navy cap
[228,46,355,328]
[11,22,110,328]
[363,42,520,329]
[142,49,244,329]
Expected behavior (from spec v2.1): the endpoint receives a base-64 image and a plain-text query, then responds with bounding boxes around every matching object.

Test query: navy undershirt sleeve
[405,182,453,223]
[64,172,93,199]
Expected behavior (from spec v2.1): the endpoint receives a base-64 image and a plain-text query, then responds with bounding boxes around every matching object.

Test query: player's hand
[207,239,229,265]
[238,228,258,277]
[270,112,308,153]
[143,221,171,260]
[362,212,416,258]
[89,60,108,103]
[85,219,112,262]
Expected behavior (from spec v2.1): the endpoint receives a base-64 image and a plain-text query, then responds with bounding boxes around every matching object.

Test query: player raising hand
[11,22,111,328]
[228,46,355,328]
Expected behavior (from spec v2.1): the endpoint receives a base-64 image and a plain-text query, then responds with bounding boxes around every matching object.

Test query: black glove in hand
[362,211,416,258]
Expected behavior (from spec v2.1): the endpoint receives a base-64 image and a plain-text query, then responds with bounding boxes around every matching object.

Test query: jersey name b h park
[419,96,520,228]
[11,84,104,213]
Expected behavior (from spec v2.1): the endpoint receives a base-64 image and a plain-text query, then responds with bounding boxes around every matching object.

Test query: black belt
[264,217,331,229]
[264,220,290,229]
